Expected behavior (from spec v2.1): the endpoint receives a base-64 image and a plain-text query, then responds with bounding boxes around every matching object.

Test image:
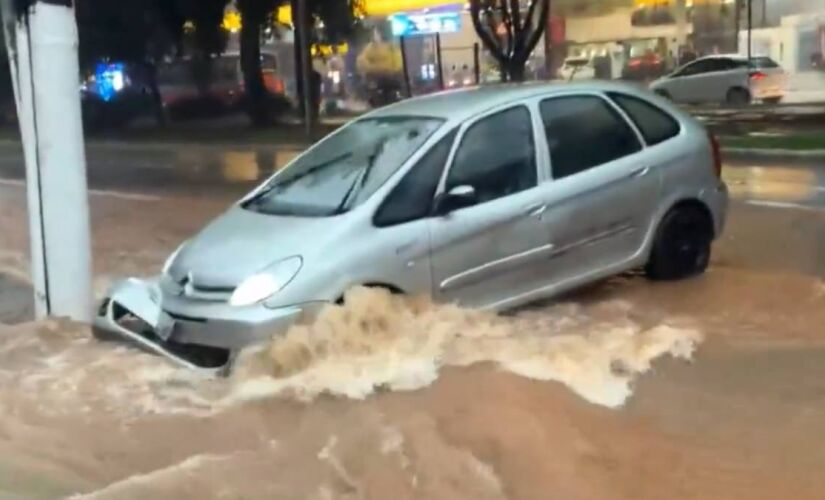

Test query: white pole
[1,0,92,322]
[674,0,688,48]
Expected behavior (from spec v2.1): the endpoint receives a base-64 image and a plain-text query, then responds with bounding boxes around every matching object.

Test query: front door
[429,105,551,308]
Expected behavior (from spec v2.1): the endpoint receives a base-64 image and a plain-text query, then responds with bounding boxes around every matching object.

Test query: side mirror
[434,185,476,216]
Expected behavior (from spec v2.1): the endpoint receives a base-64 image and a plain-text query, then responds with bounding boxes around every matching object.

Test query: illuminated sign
[222,10,242,33]
[276,1,462,26]
[390,12,461,36]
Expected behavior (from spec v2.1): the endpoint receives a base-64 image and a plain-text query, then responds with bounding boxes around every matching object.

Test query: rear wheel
[646,205,713,281]
[726,87,751,106]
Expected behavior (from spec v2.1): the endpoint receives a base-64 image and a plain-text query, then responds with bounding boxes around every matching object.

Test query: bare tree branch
[470,0,550,80]
[470,0,506,66]
[509,0,521,56]
[516,0,549,66]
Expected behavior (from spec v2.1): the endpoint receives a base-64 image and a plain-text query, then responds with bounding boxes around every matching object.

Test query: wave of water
[230,287,702,408]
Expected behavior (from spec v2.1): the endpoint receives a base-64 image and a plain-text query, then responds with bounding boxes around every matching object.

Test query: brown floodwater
[2,179,825,499]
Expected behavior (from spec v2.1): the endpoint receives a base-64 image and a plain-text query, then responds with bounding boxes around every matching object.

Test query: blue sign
[390,12,461,37]
[92,62,127,102]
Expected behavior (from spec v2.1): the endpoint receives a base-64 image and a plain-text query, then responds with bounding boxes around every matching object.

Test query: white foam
[230,288,703,408]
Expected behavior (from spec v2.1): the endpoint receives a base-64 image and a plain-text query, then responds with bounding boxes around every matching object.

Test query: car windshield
[243,116,443,217]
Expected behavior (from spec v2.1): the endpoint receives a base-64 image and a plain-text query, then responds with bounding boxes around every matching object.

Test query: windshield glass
[243,116,443,217]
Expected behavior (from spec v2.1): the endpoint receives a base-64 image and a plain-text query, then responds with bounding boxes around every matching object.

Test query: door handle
[630,166,651,178]
[524,203,547,218]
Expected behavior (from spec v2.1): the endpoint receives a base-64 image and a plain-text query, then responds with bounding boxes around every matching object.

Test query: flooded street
[2,146,825,498]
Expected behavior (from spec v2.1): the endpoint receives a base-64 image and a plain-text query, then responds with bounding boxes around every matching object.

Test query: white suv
[650,55,786,106]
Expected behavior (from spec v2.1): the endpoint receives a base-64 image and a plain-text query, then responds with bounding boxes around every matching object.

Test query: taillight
[749,71,767,81]
[709,133,722,178]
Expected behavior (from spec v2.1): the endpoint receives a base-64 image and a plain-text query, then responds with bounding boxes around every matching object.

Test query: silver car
[650,54,786,105]
[95,81,729,371]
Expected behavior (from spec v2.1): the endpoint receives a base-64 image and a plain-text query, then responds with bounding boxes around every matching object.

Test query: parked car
[559,57,596,81]
[95,81,729,371]
[157,52,285,119]
[80,62,159,130]
[650,54,786,105]
[622,51,667,81]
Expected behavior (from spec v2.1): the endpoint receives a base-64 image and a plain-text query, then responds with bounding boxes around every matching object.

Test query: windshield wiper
[331,138,389,215]
[244,152,353,206]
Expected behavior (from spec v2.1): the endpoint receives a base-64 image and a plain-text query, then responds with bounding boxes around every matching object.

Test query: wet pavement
[0,140,822,203]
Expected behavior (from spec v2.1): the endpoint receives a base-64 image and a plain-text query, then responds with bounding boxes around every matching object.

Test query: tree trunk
[239,4,268,127]
[143,61,167,126]
[508,62,526,81]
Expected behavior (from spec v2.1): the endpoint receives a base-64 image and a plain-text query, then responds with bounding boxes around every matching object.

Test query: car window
[374,129,457,227]
[565,58,590,68]
[215,58,238,83]
[751,57,780,69]
[446,106,537,205]
[540,96,642,179]
[609,93,681,146]
[158,62,191,85]
[243,117,443,217]
[676,59,715,77]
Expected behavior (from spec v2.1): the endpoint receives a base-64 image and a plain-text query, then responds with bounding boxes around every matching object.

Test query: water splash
[230,287,703,408]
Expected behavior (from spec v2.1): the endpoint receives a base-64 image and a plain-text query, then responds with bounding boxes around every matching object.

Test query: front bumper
[93,278,325,371]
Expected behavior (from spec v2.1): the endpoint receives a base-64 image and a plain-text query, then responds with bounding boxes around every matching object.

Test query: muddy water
[3,184,825,498]
[0,269,824,499]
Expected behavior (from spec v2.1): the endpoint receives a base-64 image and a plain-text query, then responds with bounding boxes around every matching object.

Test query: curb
[0,139,308,154]
[2,138,822,162]
[722,147,825,161]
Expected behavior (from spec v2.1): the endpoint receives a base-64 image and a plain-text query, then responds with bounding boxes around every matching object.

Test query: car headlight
[229,256,303,307]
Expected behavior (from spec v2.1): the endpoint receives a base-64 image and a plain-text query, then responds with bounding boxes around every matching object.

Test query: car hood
[167,206,345,288]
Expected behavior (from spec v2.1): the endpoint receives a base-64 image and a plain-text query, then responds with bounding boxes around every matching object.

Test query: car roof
[367,80,652,124]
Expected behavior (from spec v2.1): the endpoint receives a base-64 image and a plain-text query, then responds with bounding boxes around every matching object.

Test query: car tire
[726,87,751,106]
[646,204,713,281]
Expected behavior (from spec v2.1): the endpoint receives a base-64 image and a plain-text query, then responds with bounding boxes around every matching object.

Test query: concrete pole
[1,0,93,322]
[674,0,688,48]
[747,0,753,61]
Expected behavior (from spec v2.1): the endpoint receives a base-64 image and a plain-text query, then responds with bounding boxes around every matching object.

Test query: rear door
[530,93,661,286]
[668,59,731,103]
[428,105,552,308]
[711,58,751,102]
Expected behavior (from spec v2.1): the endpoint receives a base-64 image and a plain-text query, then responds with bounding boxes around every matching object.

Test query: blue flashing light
[94,62,126,102]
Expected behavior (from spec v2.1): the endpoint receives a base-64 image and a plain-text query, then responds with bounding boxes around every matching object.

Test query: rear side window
[676,59,715,76]
[751,57,780,69]
[374,130,457,227]
[540,96,642,180]
[609,93,681,146]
